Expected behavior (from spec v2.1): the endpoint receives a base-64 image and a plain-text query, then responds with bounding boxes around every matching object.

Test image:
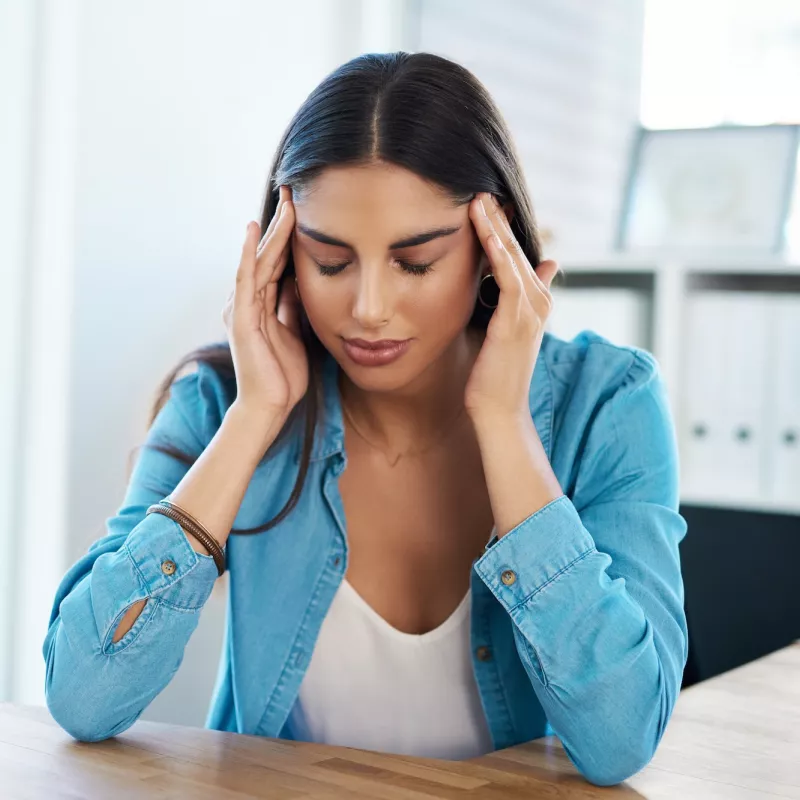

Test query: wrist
[226,400,289,451]
[468,407,530,435]
[185,531,211,557]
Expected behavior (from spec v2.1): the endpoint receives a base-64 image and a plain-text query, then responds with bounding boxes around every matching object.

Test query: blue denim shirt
[43,330,688,786]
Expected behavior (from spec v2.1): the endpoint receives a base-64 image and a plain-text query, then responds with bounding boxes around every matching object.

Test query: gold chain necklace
[340,399,467,467]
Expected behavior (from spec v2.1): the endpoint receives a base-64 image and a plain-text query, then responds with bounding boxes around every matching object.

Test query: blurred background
[1,0,798,727]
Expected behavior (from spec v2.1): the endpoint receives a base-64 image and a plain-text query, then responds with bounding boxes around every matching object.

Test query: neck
[337,327,484,457]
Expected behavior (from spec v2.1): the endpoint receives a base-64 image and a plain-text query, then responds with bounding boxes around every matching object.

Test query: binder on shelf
[764,293,800,505]
[679,291,771,503]
[546,287,650,350]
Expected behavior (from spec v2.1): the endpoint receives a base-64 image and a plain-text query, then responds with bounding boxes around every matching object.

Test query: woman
[43,52,688,786]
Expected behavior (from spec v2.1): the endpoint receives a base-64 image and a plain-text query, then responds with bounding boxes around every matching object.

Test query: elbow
[580,754,652,787]
[45,674,137,743]
[46,694,114,743]
[43,621,139,743]
[567,734,657,787]
[46,691,137,743]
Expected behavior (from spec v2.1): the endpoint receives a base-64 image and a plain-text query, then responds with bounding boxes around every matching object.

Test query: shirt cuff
[124,512,222,610]
[474,494,596,610]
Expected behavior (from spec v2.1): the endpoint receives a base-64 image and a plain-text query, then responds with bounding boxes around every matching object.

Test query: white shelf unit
[552,255,800,518]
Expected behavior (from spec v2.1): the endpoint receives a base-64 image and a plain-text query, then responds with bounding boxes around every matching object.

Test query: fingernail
[479,196,489,216]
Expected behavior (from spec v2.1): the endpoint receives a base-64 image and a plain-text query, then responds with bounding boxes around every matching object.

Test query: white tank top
[284,577,495,760]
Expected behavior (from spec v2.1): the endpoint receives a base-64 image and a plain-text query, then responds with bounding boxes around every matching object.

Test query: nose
[352,265,390,328]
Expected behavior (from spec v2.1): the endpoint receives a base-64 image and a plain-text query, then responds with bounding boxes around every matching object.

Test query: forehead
[293,163,464,244]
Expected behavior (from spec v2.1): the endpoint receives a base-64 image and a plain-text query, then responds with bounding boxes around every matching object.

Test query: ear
[501,202,515,227]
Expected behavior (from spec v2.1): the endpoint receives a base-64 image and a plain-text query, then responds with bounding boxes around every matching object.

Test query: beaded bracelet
[146,500,226,576]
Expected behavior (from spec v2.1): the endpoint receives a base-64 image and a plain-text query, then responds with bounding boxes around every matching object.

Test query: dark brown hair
[134,51,544,535]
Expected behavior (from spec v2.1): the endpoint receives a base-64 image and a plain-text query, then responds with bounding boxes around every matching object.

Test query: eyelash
[314,258,434,278]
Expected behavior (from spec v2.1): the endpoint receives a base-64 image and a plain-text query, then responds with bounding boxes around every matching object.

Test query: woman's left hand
[464,192,560,421]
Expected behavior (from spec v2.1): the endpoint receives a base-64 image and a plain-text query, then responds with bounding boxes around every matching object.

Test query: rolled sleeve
[474,495,596,609]
[124,512,221,608]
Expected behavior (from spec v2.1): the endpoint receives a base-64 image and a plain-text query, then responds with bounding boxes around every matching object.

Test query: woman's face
[290,162,487,389]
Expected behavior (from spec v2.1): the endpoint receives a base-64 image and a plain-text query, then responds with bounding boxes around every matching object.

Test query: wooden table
[2,641,798,798]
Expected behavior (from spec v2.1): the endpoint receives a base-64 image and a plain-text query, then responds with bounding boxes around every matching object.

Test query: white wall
[3,0,78,709]
[0,0,39,702]
[415,0,645,263]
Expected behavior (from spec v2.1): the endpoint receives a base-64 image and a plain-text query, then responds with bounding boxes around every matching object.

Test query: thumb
[277,276,302,337]
[535,259,560,290]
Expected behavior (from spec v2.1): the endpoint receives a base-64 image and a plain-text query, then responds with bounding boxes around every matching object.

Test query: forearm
[470,411,563,538]
[169,400,286,553]
[473,493,687,786]
[487,519,685,785]
[112,401,283,642]
[46,565,213,742]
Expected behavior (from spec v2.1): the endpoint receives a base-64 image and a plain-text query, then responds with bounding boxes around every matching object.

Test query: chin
[338,353,417,388]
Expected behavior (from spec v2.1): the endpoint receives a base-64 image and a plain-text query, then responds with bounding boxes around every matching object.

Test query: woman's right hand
[223,185,308,422]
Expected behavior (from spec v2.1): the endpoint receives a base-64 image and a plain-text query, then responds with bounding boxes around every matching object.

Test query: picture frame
[615,124,800,256]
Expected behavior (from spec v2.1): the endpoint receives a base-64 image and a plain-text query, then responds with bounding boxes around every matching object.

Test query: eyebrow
[296,223,462,250]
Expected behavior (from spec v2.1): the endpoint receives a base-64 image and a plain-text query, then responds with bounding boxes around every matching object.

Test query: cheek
[413,259,478,310]
[293,253,336,317]
[297,279,337,326]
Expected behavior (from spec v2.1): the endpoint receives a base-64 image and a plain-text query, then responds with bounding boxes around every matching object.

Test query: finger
[486,195,543,299]
[233,222,259,313]
[470,194,524,298]
[535,259,560,291]
[259,290,278,360]
[222,286,234,321]
[262,246,290,315]
[276,274,302,336]
[257,188,293,266]
[256,184,291,256]
[482,194,556,306]
[255,200,295,293]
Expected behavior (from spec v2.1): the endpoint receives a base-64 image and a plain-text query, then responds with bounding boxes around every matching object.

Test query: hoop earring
[478,273,499,309]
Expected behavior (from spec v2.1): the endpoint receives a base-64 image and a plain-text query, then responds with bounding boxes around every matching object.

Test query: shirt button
[161,559,177,575]
[501,569,517,586]
[476,646,493,662]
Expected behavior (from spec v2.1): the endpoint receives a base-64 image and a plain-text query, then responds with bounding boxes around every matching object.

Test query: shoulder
[546,331,680,509]
[160,342,301,467]
[540,328,663,414]
[540,329,679,504]
[158,341,237,450]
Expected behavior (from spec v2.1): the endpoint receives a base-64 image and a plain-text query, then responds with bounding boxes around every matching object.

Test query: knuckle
[490,210,506,229]
[508,238,525,257]
[493,207,509,227]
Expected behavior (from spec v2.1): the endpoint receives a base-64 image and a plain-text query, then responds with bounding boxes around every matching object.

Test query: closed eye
[314,258,434,277]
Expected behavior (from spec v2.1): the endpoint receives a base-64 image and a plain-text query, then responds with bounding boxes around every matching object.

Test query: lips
[343,338,409,350]
[341,337,412,367]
